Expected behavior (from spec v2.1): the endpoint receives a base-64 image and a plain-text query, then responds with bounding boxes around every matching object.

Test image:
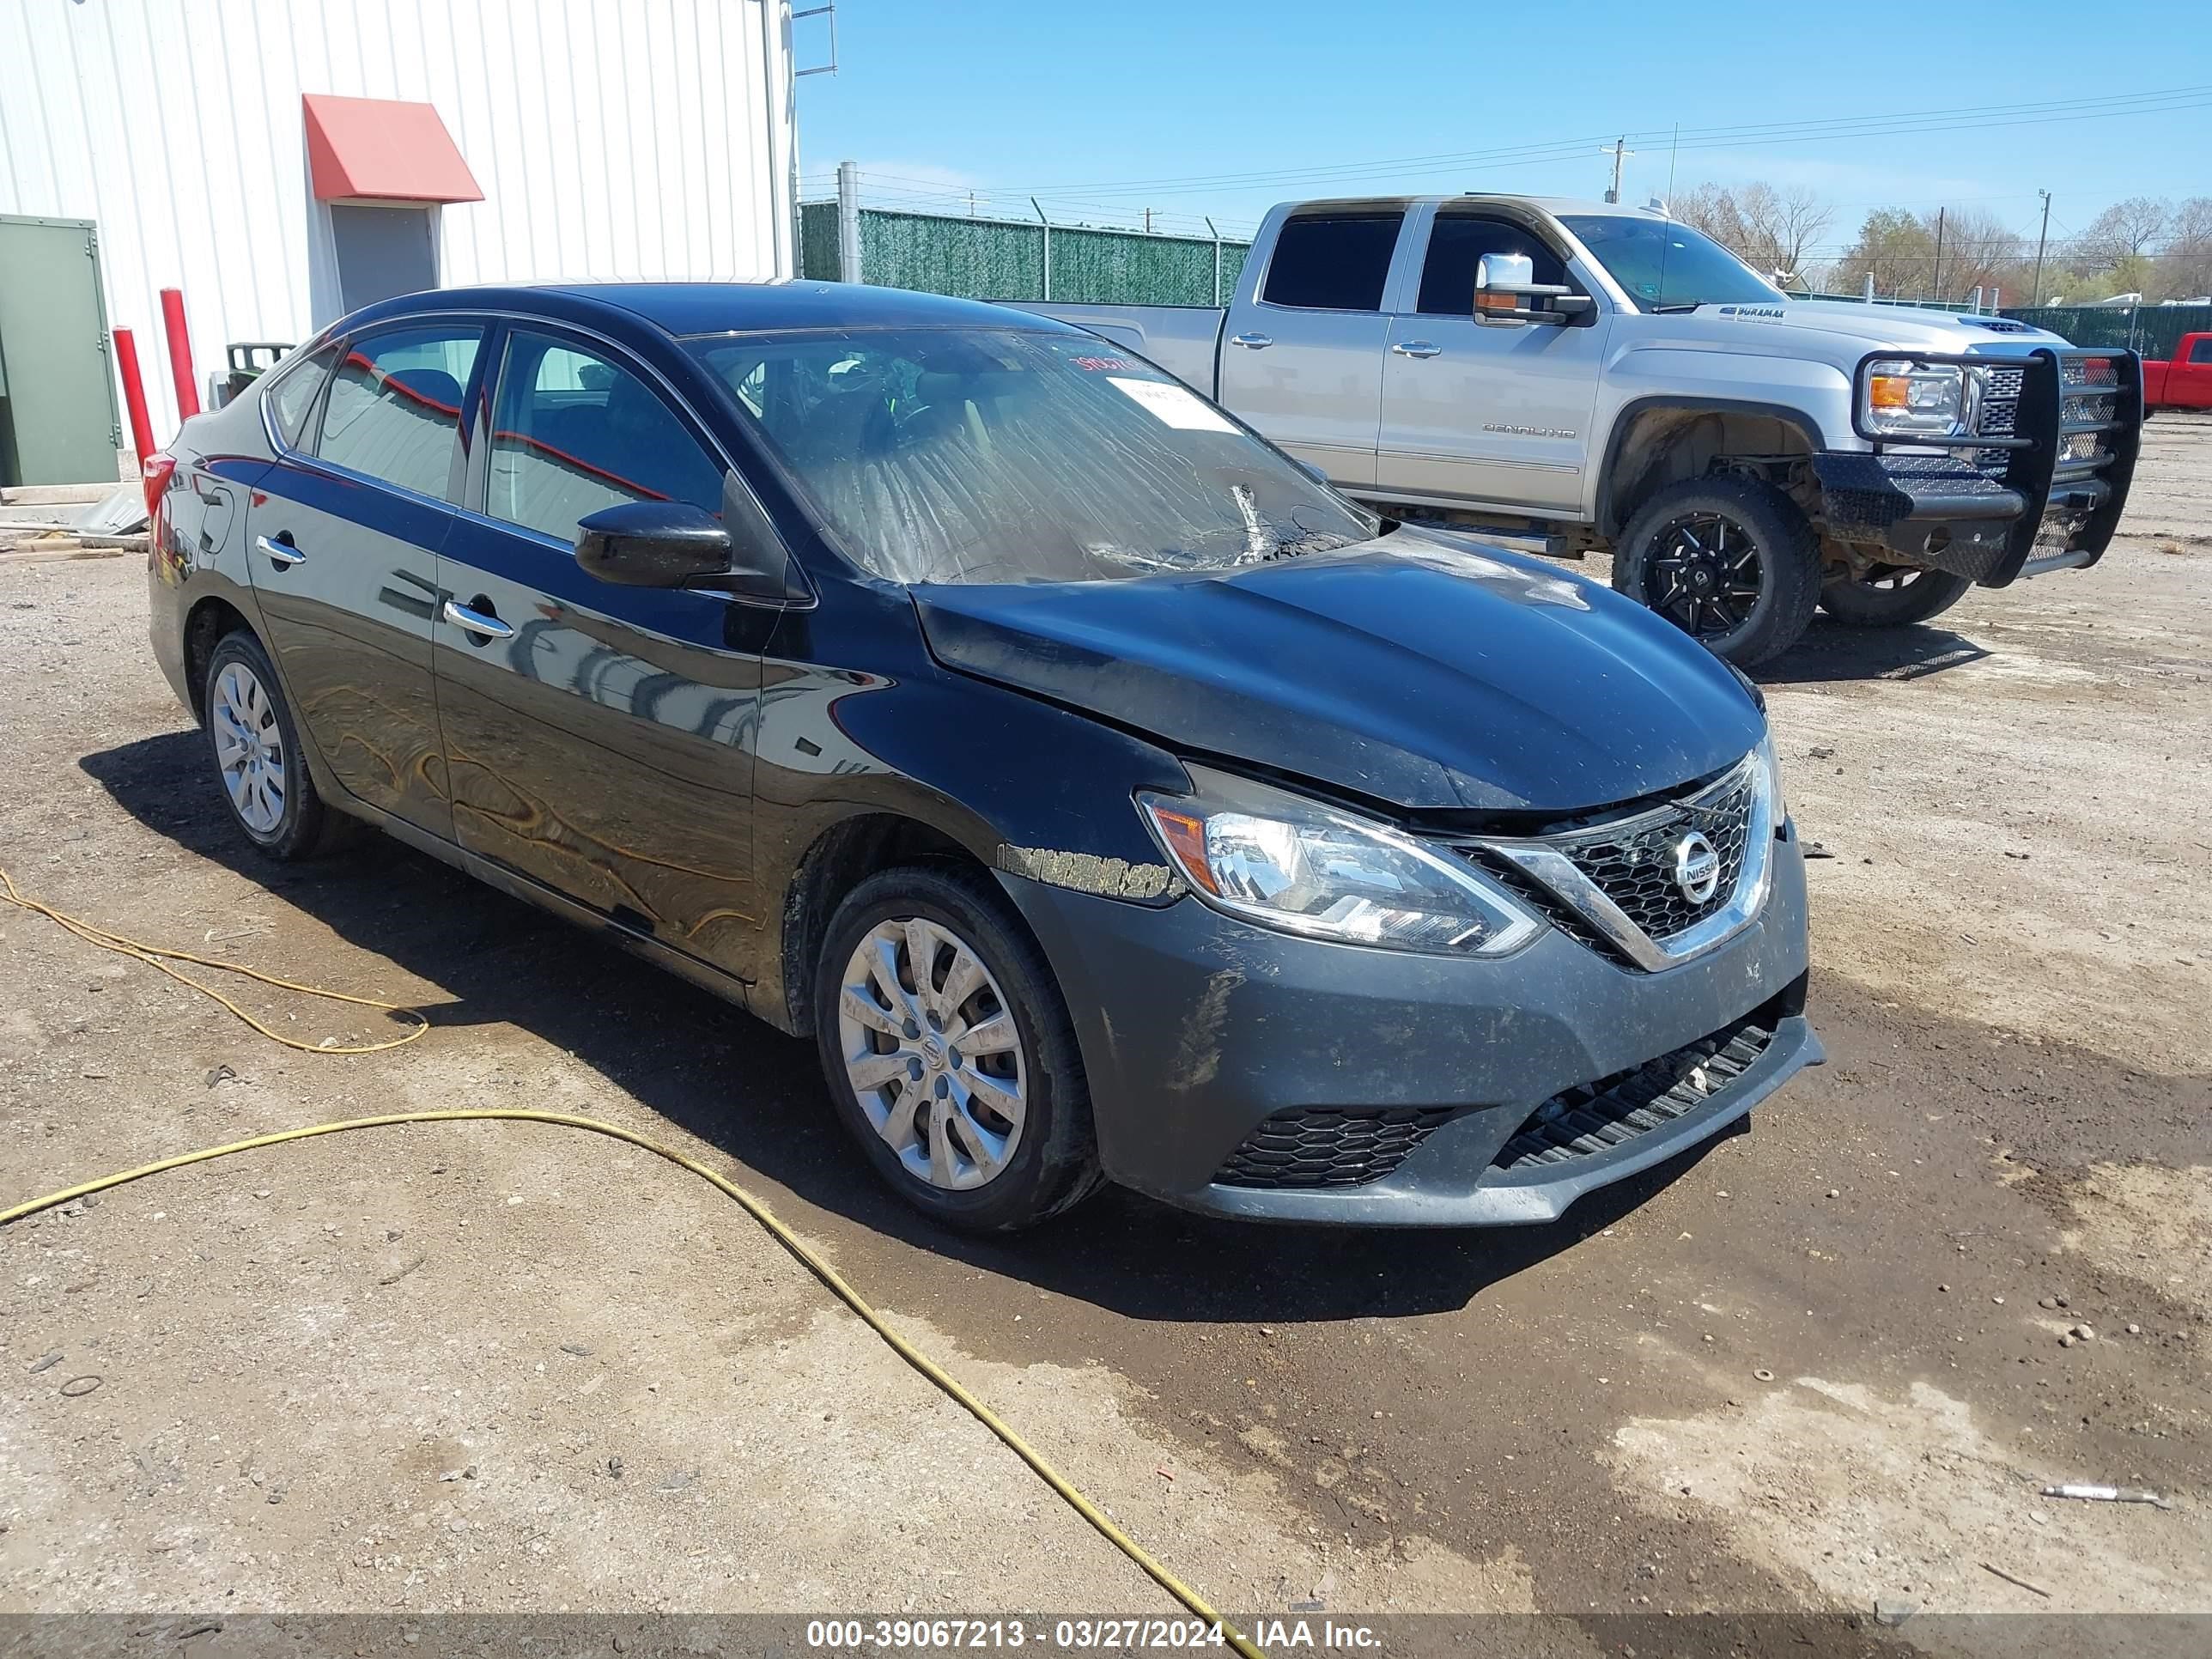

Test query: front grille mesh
[1549,767,1755,943]
[1215,1106,1458,1189]
[1492,1015,1776,1170]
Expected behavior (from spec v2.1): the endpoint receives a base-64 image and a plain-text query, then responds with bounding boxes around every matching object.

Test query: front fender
[1589,347,1854,521]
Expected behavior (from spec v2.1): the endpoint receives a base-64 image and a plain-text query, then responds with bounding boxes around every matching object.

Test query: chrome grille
[1975,366,2024,472]
[1547,766,1756,943]
[1981,366,2026,399]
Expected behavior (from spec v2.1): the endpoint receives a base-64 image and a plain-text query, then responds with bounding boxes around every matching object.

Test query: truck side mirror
[1475,252,1585,328]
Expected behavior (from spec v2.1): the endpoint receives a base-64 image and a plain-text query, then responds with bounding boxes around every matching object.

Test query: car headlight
[1861,360,1969,438]
[1756,728,1788,823]
[1138,765,1541,957]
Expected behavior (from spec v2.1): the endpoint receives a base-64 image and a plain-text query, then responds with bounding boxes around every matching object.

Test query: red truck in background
[2143,332,2212,410]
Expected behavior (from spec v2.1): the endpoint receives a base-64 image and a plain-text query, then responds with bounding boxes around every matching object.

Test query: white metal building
[0,0,799,476]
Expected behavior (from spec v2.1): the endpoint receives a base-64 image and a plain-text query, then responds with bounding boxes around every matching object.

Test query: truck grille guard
[1826,346,2142,588]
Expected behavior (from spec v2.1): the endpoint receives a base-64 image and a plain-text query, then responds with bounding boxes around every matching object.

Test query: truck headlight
[1139,766,1540,957]
[1862,360,1968,438]
[1756,728,1788,824]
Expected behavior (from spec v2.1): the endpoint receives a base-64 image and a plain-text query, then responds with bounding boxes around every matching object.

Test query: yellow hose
[1,865,428,1053]
[0,872,1263,1656]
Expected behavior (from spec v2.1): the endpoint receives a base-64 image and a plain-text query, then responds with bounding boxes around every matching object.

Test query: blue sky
[794,0,2210,257]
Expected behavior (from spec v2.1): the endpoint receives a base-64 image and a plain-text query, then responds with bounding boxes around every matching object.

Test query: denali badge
[1673,832,1721,903]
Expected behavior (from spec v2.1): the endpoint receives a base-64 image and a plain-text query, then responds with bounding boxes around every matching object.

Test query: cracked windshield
[690,327,1380,584]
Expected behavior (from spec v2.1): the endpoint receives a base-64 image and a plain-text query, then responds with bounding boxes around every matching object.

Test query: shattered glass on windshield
[687,327,1379,586]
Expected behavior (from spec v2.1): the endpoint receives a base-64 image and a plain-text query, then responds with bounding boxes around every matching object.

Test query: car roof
[341,279,1069,339]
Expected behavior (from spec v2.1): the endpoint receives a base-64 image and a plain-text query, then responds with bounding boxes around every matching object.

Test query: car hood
[1690,301,2069,356]
[912,528,1765,815]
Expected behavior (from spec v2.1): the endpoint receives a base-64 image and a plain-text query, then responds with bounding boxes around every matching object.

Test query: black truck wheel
[1613,477,1821,667]
[1819,565,1973,628]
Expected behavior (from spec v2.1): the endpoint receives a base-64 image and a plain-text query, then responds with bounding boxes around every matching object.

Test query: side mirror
[575,501,734,587]
[1474,252,1584,328]
[576,476,807,603]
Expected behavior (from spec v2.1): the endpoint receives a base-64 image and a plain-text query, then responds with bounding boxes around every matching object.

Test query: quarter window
[1261,213,1404,312]
[315,325,482,500]
[266,342,340,448]
[487,332,726,543]
[1417,216,1569,315]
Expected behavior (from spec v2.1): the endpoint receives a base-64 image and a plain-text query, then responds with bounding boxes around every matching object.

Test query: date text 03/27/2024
[803,1618,1384,1650]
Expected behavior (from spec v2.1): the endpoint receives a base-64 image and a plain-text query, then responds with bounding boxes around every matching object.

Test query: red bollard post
[159,288,201,423]
[113,328,157,465]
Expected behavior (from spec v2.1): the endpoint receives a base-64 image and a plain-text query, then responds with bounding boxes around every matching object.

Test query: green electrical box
[0,215,124,488]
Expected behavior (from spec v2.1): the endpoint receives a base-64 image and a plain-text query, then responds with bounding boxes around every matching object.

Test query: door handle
[1228,332,1273,349]
[1391,340,1443,358]
[254,533,305,567]
[442,598,514,641]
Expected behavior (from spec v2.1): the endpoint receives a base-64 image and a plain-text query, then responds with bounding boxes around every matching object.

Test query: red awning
[303,94,482,205]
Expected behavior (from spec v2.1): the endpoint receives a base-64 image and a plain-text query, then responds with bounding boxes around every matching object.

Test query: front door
[246,321,485,837]
[1376,210,1609,513]
[434,325,766,977]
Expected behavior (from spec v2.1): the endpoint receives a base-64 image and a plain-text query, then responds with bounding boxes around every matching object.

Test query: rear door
[1375,205,1609,513]
[1217,209,1404,487]
[434,323,768,978]
[246,320,486,837]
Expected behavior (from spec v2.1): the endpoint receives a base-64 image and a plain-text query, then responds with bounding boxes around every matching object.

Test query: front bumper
[1814,346,2141,586]
[999,828,1817,1226]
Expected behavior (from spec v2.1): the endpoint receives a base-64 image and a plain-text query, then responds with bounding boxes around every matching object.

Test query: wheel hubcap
[212,661,286,836]
[836,918,1028,1191]
[1646,513,1765,640]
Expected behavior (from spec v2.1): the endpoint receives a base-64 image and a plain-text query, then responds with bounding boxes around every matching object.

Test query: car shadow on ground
[79,729,1737,1324]
[1756,617,1990,685]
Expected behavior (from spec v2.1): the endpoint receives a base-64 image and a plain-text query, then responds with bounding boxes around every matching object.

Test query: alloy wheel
[212,660,287,836]
[836,917,1029,1190]
[1644,512,1765,640]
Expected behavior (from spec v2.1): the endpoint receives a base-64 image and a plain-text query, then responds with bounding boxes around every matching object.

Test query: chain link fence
[799,203,1250,307]
[1996,303,2212,360]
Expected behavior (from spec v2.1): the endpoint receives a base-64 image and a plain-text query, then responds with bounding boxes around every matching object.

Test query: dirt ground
[3,418,2208,1653]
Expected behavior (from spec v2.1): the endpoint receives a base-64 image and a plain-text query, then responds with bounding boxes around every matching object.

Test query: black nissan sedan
[147,281,1819,1231]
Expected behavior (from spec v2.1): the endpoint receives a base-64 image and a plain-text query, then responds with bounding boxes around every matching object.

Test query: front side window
[267,341,340,448]
[316,325,482,499]
[2189,337,2212,366]
[487,332,726,543]
[1417,216,1569,315]
[1261,213,1403,312]
[689,326,1379,586]
[1559,215,1784,313]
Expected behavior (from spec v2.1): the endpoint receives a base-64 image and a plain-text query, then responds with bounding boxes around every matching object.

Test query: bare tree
[1667,179,1833,285]
[1734,183,1833,282]
[1926,206,2023,302]
[2078,196,2172,268]
[2165,197,2212,298]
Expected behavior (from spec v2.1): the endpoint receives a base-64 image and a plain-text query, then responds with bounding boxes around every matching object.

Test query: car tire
[812,863,1105,1232]
[202,629,335,861]
[1613,477,1821,667]
[1818,565,1973,628]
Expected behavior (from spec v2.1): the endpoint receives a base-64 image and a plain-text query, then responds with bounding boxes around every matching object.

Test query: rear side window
[486,331,726,543]
[2189,337,2212,365]
[316,325,483,500]
[1261,213,1403,311]
[1417,216,1569,315]
[266,342,339,448]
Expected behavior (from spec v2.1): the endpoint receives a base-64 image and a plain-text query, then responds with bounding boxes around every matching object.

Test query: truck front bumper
[997,829,1818,1227]
[1814,346,2142,586]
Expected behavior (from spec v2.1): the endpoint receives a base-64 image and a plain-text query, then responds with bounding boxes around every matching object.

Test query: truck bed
[1013,302,1224,395]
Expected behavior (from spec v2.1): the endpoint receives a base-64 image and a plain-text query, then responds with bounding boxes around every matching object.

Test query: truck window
[1417,216,1568,315]
[2190,337,2212,365]
[1261,213,1403,312]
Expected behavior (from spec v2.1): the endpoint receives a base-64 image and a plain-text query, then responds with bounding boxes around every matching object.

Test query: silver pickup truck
[1028,194,2142,665]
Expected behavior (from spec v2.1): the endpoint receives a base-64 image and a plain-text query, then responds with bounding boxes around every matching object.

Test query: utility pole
[2033,190,2052,303]
[1931,207,1945,303]
[1144,207,1154,234]
[1601,137,1634,204]
[836,159,861,284]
